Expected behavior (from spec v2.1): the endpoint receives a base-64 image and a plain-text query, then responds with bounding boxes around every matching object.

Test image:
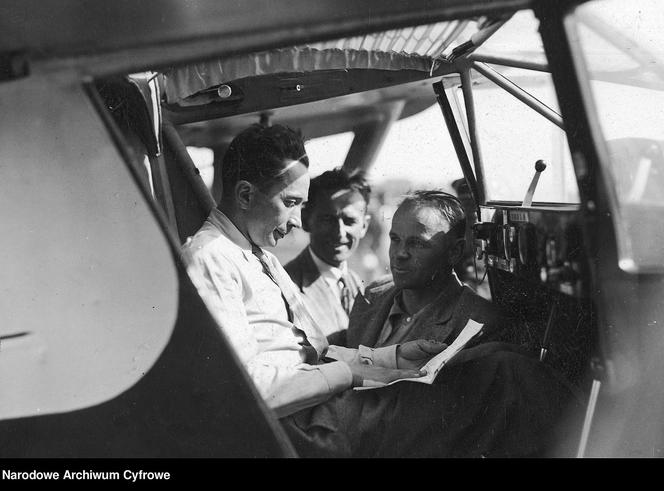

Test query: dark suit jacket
[282,276,581,458]
[346,275,507,349]
[285,248,364,346]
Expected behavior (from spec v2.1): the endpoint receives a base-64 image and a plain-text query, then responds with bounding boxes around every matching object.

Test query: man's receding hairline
[396,201,453,231]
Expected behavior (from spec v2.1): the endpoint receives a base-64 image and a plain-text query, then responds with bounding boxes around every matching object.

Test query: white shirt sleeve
[249,359,353,418]
[184,245,353,418]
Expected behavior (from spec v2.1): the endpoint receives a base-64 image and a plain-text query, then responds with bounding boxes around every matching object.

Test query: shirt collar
[387,291,407,321]
[207,208,253,253]
[308,246,347,282]
[388,275,464,321]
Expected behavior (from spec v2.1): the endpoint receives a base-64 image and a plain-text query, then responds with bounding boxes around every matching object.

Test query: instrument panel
[473,204,594,387]
[475,204,589,298]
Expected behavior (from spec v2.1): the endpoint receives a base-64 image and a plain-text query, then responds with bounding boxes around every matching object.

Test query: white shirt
[308,246,347,299]
[181,209,397,418]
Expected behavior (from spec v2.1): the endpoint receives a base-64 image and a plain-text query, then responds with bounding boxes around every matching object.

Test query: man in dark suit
[285,168,371,345]
[347,189,507,350]
[288,189,581,457]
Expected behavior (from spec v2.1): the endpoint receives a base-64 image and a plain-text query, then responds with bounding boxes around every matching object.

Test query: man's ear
[359,213,371,239]
[449,237,466,266]
[235,180,254,210]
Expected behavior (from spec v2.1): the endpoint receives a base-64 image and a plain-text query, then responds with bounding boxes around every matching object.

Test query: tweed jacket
[346,275,507,349]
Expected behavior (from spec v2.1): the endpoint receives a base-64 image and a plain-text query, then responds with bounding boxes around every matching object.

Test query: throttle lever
[522,160,547,207]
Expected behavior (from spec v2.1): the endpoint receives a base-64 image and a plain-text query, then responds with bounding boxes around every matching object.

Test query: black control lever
[540,301,556,362]
[472,222,497,260]
[473,222,497,240]
[522,160,547,207]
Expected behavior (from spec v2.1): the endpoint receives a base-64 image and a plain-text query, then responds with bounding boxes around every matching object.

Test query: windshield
[451,68,579,204]
[568,0,664,272]
[449,10,580,205]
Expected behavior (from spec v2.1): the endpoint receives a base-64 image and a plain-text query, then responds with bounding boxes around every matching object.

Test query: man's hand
[396,339,448,370]
[349,363,423,388]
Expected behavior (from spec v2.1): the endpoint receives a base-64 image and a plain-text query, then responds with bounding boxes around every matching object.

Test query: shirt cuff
[317,360,353,394]
[357,344,398,369]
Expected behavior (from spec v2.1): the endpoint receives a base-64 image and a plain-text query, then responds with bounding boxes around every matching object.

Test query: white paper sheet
[353,319,484,391]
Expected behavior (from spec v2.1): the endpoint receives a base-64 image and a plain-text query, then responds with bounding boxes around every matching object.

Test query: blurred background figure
[285,168,371,345]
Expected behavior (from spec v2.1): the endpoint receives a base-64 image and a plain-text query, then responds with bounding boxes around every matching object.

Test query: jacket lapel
[406,282,465,343]
[347,286,399,348]
[293,249,318,292]
[406,301,456,343]
[349,279,466,347]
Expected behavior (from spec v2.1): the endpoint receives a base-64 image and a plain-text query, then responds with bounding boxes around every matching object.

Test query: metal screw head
[217,85,232,98]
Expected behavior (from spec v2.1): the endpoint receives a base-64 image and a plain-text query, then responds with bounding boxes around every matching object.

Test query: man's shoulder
[363,274,395,304]
[460,286,497,312]
[283,247,312,287]
[458,285,510,328]
[347,267,365,289]
[283,247,308,274]
[181,223,238,267]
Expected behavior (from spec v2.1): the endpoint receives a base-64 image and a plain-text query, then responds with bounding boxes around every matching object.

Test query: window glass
[450,68,580,203]
[370,104,461,189]
[187,146,215,192]
[570,0,664,271]
[442,10,581,204]
[476,69,577,203]
[304,131,354,177]
[446,10,580,204]
[474,10,549,68]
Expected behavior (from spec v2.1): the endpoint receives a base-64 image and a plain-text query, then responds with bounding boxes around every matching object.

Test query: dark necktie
[251,244,324,362]
[251,244,294,322]
[338,274,355,316]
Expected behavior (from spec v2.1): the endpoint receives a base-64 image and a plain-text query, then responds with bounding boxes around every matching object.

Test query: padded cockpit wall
[0,73,293,457]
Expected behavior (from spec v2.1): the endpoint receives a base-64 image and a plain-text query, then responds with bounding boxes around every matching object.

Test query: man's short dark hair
[306,167,371,211]
[400,190,466,240]
[221,123,308,193]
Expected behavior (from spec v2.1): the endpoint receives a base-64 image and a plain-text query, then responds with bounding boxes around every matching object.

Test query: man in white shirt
[285,168,371,346]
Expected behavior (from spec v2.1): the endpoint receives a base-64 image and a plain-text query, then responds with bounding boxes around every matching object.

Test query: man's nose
[334,218,348,239]
[394,243,409,259]
[286,206,302,229]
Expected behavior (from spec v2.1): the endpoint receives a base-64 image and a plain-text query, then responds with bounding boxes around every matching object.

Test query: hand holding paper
[354,319,484,391]
[349,363,424,387]
[395,338,449,370]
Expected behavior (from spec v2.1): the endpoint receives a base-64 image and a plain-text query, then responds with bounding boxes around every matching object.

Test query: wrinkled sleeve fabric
[249,360,353,418]
[183,245,353,418]
[326,344,398,368]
